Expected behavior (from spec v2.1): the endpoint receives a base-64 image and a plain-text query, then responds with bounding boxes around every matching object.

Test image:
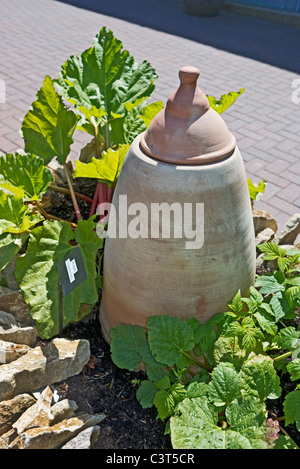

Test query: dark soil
[45,176,300,450]
[59,309,171,450]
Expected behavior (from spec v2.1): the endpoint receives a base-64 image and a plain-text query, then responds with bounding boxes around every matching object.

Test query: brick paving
[0,0,299,233]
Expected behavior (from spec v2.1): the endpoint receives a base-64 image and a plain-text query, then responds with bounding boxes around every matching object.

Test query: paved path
[0,0,299,232]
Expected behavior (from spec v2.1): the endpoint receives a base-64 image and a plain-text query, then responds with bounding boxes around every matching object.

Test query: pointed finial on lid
[140,66,236,165]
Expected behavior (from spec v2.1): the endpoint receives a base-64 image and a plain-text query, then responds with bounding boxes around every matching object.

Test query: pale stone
[0,287,34,326]
[9,412,106,449]
[0,428,17,449]
[255,227,275,245]
[0,393,36,436]
[252,209,278,236]
[274,213,300,245]
[0,338,90,401]
[0,323,37,347]
[61,425,101,449]
[0,339,31,364]
[0,309,37,347]
[13,386,54,433]
[50,399,78,425]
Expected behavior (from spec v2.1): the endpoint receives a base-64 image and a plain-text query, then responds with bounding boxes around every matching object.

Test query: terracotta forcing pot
[99,67,256,342]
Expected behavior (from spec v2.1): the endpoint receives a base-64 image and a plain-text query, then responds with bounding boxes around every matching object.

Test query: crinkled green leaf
[187,318,216,364]
[56,26,157,117]
[207,89,245,114]
[170,396,267,449]
[21,75,78,165]
[240,355,281,401]
[213,336,248,370]
[110,324,149,371]
[147,315,195,366]
[272,326,300,350]
[270,291,294,322]
[287,359,300,381]
[227,289,243,313]
[0,192,42,235]
[153,382,187,420]
[136,380,157,409]
[225,397,267,444]
[0,232,29,271]
[73,144,129,187]
[254,310,277,335]
[255,274,285,295]
[0,153,54,201]
[283,390,300,428]
[208,362,241,410]
[186,381,209,399]
[110,100,147,146]
[110,322,165,381]
[15,218,102,339]
[257,242,287,261]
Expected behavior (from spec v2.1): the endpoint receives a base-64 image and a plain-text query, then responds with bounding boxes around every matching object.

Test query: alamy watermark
[96,195,204,250]
[292,78,300,104]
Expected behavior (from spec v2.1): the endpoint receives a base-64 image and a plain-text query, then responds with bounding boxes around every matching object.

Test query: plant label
[57,246,87,295]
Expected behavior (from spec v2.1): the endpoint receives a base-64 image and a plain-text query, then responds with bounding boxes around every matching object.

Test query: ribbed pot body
[99,135,256,342]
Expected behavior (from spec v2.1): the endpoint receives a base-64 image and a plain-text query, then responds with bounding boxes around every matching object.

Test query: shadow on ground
[56,0,300,74]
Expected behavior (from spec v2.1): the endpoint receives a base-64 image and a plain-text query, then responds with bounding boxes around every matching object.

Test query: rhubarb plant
[110,242,300,449]
[0,27,161,337]
[0,26,246,339]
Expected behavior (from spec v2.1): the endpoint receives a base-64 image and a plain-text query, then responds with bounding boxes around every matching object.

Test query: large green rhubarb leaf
[21,75,78,165]
[0,153,54,201]
[0,192,42,235]
[239,355,281,402]
[147,315,195,367]
[170,396,268,449]
[73,144,129,187]
[110,323,165,382]
[56,26,157,117]
[15,218,103,339]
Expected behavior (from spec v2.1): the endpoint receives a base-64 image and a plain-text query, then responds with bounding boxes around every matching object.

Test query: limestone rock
[50,399,78,425]
[13,386,54,434]
[9,412,105,449]
[0,339,31,364]
[0,428,17,449]
[0,287,34,326]
[61,425,101,449]
[255,227,275,246]
[274,213,300,245]
[252,209,278,236]
[0,338,90,401]
[0,310,37,347]
[0,393,36,436]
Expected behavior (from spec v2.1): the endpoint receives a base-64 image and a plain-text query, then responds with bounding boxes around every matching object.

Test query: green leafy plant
[0,26,246,340]
[207,88,245,114]
[0,27,162,338]
[247,178,267,208]
[110,242,300,449]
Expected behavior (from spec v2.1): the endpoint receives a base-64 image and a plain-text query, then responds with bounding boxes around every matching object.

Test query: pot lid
[139,66,236,165]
